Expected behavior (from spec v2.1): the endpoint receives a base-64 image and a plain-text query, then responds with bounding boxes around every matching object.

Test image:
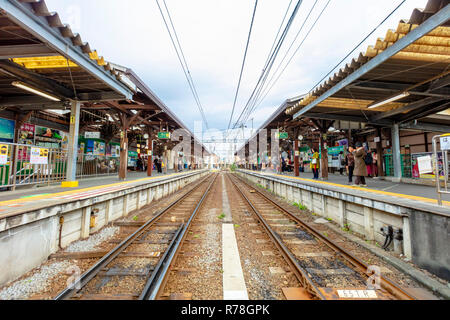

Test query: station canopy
[286,0,450,133]
[0,0,208,153]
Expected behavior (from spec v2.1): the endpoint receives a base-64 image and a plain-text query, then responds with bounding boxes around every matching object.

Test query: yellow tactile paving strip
[0,172,180,207]
[251,171,450,207]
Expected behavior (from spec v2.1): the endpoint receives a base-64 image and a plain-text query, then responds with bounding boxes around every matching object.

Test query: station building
[0,0,209,191]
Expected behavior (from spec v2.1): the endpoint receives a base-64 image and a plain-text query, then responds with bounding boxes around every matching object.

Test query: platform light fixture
[11,81,61,102]
[368,92,410,109]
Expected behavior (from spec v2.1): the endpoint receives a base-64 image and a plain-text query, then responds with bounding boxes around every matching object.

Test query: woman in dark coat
[353,142,367,186]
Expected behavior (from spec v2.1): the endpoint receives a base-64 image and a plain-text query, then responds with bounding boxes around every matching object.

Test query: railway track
[227,172,415,300]
[54,173,217,300]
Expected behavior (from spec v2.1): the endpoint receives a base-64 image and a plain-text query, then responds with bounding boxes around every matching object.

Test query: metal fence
[76,154,119,178]
[433,134,450,205]
[0,142,68,190]
[0,142,121,190]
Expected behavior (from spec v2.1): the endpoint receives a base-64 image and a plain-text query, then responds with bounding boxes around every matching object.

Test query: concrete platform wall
[237,170,449,281]
[0,170,209,287]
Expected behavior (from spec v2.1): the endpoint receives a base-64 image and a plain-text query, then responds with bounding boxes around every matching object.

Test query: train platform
[248,170,450,206]
[0,169,199,217]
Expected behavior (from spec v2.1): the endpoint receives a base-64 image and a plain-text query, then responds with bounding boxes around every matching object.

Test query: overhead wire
[246,0,407,125]
[155,0,209,129]
[232,0,304,130]
[227,0,259,131]
[307,0,407,94]
[252,0,321,109]
[248,0,332,119]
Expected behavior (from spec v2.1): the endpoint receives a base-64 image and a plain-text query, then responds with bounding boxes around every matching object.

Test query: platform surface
[243,170,450,207]
[0,170,200,217]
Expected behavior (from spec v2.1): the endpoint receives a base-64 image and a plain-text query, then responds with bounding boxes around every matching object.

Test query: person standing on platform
[137,156,143,172]
[310,148,320,180]
[372,150,378,177]
[364,149,373,177]
[338,151,345,175]
[354,142,368,187]
[345,146,355,185]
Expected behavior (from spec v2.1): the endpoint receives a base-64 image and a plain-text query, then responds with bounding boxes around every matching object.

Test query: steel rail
[227,173,325,300]
[140,173,219,300]
[54,173,213,300]
[231,173,416,300]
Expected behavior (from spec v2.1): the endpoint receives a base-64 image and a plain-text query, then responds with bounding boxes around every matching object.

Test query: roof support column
[391,123,402,180]
[376,127,384,177]
[62,100,81,187]
[294,139,300,177]
[271,129,280,173]
[320,132,329,180]
[119,130,128,180]
[147,129,153,177]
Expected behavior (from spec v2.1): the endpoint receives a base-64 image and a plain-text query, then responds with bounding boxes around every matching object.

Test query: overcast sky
[45,0,427,137]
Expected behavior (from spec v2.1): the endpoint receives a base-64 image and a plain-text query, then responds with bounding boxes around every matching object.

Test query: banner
[94,141,105,155]
[417,155,433,175]
[30,147,48,165]
[35,126,68,149]
[18,123,35,145]
[0,118,15,143]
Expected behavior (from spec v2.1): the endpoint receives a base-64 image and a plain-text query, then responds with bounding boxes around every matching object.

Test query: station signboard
[158,132,171,139]
[440,134,450,151]
[85,132,101,139]
[276,132,288,139]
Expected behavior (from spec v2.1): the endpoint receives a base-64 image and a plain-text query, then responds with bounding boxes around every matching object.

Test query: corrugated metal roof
[0,0,131,100]
[286,0,450,117]
[14,0,115,73]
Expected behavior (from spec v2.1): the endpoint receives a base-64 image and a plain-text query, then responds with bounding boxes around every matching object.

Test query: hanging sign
[85,132,101,139]
[30,147,48,164]
[158,132,171,139]
[276,132,288,139]
[0,144,8,165]
[440,134,450,151]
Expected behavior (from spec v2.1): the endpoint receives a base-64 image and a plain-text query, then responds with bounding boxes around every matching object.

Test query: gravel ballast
[65,226,119,252]
[0,262,72,300]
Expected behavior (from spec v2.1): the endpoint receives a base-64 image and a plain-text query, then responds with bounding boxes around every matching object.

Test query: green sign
[276,132,288,139]
[327,146,345,156]
[158,132,171,139]
[299,146,310,152]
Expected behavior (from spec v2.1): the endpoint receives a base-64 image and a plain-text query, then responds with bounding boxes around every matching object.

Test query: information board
[0,144,8,164]
[417,155,433,174]
[85,132,101,139]
[158,132,171,139]
[30,147,48,165]
[440,135,450,151]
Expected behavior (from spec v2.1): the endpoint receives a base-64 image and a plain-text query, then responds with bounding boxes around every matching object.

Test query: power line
[250,0,331,114]
[227,0,259,131]
[240,0,297,125]
[241,0,329,128]
[232,0,304,130]
[162,0,208,128]
[245,0,406,124]
[155,0,209,129]
[252,0,320,109]
[307,0,407,94]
